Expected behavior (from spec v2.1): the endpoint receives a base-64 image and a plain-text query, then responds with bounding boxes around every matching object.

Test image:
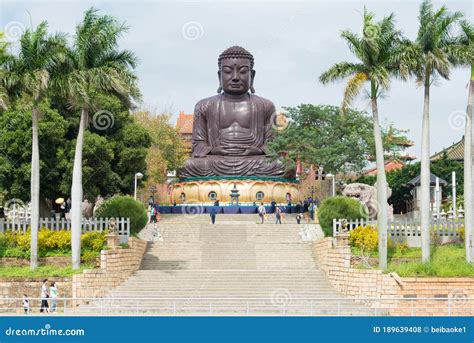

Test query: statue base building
[172,177,299,204]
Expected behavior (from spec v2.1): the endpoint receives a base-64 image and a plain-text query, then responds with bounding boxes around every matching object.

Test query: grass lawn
[352,244,474,277]
[0,264,95,278]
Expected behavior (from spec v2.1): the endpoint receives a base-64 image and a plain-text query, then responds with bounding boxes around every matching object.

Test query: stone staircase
[82,214,374,315]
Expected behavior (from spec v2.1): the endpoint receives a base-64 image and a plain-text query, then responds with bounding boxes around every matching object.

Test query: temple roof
[431,136,471,161]
[363,159,405,176]
[407,173,448,187]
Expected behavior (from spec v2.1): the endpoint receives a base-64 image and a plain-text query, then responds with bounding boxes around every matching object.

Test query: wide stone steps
[78,215,373,316]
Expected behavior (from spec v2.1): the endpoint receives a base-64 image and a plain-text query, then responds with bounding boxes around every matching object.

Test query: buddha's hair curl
[218,46,254,69]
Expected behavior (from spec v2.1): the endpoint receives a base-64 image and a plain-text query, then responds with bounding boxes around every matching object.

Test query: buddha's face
[218,58,255,95]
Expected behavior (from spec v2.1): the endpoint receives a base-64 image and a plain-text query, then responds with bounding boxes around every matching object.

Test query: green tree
[399,0,462,263]
[134,110,187,185]
[268,104,373,174]
[319,9,402,268]
[4,22,66,270]
[53,8,141,269]
[0,99,67,200]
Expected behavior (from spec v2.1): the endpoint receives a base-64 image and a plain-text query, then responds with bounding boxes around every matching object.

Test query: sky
[1,0,473,160]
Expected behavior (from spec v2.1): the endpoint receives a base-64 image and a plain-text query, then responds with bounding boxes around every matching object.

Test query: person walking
[40,279,49,313]
[309,202,316,221]
[59,202,66,219]
[210,208,217,224]
[270,199,276,214]
[258,203,266,224]
[22,294,29,315]
[49,281,58,313]
[275,206,282,224]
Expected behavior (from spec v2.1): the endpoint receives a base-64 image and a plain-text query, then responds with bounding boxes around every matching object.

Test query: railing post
[448,297,452,316]
[310,300,313,316]
[246,301,249,316]
[411,300,415,316]
[337,300,341,315]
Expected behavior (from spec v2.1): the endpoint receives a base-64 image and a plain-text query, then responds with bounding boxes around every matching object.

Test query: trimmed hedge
[317,196,365,236]
[95,195,147,235]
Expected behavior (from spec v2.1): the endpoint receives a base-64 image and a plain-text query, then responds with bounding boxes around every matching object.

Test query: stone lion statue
[342,182,393,220]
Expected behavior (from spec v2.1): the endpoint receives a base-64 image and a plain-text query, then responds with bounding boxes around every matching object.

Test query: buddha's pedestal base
[172,177,299,204]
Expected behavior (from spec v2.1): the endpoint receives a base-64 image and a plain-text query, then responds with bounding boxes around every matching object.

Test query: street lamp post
[326,173,335,197]
[134,172,144,200]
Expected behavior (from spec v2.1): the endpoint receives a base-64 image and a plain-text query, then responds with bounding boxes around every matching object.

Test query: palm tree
[319,8,400,269]
[5,23,66,270]
[0,32,10,110]
[400,0,462,263]
[53,8,140,269]
[449,20,474,262]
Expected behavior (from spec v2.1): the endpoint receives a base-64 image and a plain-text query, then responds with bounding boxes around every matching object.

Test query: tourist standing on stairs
[275,206,282,224]
[210,208,217,224]
[270,199,276,214]
[258,203,266,224]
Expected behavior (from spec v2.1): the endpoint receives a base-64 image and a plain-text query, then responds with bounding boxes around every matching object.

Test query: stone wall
[312,238,474,316]
[0,278,72,313]
[0,257,71,267]
[72,237,147,306]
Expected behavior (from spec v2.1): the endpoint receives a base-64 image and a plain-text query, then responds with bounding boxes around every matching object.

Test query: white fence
[333,218,463,247]
[0,296,471,316]
[0,217,130,243]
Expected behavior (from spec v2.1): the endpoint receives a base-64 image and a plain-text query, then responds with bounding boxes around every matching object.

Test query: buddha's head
[217,46,255,95]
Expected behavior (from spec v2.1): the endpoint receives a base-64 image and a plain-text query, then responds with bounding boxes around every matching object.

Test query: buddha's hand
[243,147,264,155]
[210,146,247,155]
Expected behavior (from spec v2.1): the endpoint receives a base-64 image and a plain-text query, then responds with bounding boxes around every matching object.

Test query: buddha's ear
[250,69,256,94]
[217,70,223,93]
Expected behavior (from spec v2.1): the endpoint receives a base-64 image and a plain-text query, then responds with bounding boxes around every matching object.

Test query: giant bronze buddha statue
[178,46,292,178]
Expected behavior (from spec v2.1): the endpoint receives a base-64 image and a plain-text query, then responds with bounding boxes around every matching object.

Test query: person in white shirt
[40,279,49,313]
[50,281,58,313]
[258,203,266,224]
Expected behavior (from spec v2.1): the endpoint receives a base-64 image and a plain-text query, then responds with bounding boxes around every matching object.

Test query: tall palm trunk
[465,66,473,263]
[420,71,431,263]
[71,108,88,269]
[30,106,40,270]
[370,82,389,269]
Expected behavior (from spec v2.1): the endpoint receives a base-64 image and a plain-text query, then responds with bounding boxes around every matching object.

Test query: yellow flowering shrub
[81,231,107,251]
[458,227,465,242]
[349,225,378,252]
[0,229,106,257]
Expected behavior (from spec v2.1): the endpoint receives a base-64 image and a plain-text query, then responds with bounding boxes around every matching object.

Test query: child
[296,214,302,224]
[22,294,29,314]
